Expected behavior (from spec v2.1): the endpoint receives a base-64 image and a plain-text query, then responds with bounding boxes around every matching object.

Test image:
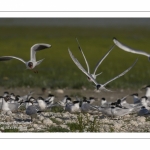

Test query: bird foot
[33,70,38,73]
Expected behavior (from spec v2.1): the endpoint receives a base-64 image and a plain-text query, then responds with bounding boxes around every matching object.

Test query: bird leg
[33,70,39,73]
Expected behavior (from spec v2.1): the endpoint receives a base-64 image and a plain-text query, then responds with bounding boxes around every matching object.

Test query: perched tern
[65,100,81,113]
[0,43,51,72]
[130,93,140,104]
[69,47,138,91]
[138,106,150,116]
[75,39,115,81]
[1,95,21,112]
[80,97,92,112]
[101,97,111,108]
[113,37,150,61]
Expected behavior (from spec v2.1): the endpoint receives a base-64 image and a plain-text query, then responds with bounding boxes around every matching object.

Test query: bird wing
[93,45,115,75]
[103,58,138,87]
[113,38,150,57]
[30,43,51,61]
[76,38,90,73]
[68,48,99,86]
[0,56,26,64]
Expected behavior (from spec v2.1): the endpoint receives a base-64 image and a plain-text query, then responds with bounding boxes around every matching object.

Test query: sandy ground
[0,86,146,105]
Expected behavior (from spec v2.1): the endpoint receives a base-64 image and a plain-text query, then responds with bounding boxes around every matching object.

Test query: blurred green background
[0,18,150,89]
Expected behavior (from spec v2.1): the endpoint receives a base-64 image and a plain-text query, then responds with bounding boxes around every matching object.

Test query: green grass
[0,26,150,89]
[67,113,100,132]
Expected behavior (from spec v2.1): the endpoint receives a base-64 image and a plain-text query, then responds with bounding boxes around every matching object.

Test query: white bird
[57,95,70,107]
[3,91,9,97]
[101,97,111,108]
[9,93,16,103]
[113,37,150,60]
[45,94,55,105]
[75,39,115,81]
[142,85,150,98]
[138,106,150,116]
[68,48,138,91]
[65,100,81,113]
[23,97,36,109]
[130,93,140,104]
[0,43,51,72]
[80,97,95,112]
[1,95,21,112]
[111,106,134,118]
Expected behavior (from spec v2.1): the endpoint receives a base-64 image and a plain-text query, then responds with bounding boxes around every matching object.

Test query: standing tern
[68,48,138,91]
[0,43,51,72]
[113,38,150,61]
[72,39,115,81]
[138,106,150,116]
[130,93,140,104]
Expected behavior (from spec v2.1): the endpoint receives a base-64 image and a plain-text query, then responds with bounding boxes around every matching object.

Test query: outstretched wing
[68,48,98,86]
[103,58,138,87]
[0,56,26,64]
[93,45,115,75]
[76,38,90,73]
[113,38,150,57]
[30,43,51,61]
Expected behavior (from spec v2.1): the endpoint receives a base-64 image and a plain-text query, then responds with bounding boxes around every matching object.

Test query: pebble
[55,118,62,122]
[6,110,12,116]
[43,118,53,126]
[55,89,64,94]
[137,116,146,123]
[114,123,122,129]
[33,124,38,128]
[38,116,45,121]
[130,120,138,127]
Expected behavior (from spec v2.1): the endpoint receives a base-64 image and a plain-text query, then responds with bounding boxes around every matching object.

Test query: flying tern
[68,48,138,91]
[113,37,150,61]
[72,39,115,81]
[0,43,51,72]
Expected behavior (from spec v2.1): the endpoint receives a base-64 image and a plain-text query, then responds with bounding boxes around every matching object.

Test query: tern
[68,48,138,91]
[65,100,81,113]
[138,106,150,116]
[101,97,111,108]
[130,93,140,104]
[1,95,21,112]
[80,97,94,112]
[0,43,51,72]
[75,39,115,81]
[113,37,150,61]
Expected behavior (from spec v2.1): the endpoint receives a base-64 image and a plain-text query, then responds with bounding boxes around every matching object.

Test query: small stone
[130,120,138,127]
[55,89,64,94]
[18,126,27,131]
[65,120,72,124]
[43,118,53,126]
[114,123,122,129]
[38,116,45,121]
[33,124,38,128]
[137,116,146,123]
[60,124,69,130]
[28,128,34,131]
[6,110,12,116]
[55,118,62,122]
[37,121,42,124]
[1,127,4,130]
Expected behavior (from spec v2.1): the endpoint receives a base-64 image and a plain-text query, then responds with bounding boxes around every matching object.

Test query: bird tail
[148,56,150,61]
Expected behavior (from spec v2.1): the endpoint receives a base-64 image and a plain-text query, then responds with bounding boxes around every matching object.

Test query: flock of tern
[0,37,150,121]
